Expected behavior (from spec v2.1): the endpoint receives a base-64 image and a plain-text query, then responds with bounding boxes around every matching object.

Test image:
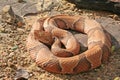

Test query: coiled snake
[26,15,111,74]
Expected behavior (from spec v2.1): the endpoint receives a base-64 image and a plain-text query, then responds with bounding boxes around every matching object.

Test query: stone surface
[67,0,120,14]
[96,17,120,49]
[0,0,61,16]
[1,5,23,27]
[1,5,17,23]
[110,0,120,2]
[0,0,38,16]
[75,34,88,52]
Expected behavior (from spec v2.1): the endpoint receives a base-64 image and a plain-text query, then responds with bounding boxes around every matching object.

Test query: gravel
[0,0,120,80]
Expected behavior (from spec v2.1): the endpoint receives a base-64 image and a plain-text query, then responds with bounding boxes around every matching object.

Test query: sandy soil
[0,0,120,80]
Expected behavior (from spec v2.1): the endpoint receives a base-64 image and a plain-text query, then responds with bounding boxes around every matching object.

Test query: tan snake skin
[26,15,111,74]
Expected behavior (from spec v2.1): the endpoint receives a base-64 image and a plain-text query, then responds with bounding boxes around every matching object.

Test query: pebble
[17,28,25,35]
[18,0,24,3]
[97,77,102,80]
[11,45,18,50]
[39,74,46,79]
[0,27,5,32]
[114,77,120,80]
[9,52,14,57]
[14,69,30,80]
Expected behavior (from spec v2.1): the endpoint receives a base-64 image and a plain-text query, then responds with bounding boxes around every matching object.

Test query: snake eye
[53,37,55,40]
[53,37,57,41]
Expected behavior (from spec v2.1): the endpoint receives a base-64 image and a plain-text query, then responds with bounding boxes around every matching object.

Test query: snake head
[34,30,54,46]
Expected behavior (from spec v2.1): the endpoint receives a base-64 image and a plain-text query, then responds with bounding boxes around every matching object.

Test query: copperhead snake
[26,15,111,74]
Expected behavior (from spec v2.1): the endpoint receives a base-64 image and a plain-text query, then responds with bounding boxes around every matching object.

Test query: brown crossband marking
[72,17,85,32]
[54,18,68,29]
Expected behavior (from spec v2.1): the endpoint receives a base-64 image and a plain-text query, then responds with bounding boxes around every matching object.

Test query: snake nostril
[61,42,66,49]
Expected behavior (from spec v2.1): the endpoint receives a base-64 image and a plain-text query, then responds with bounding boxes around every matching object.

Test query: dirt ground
[0,0,120,80]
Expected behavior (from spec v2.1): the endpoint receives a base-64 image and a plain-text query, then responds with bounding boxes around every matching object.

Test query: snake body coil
[26,15,111,74]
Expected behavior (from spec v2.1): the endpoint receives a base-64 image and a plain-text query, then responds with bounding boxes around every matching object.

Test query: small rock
[11,45,18,50]
[9,52,14,57]
[17,28,25,35]
[111,45,116,52]
[0,27,5,33]
[110,0,120,2]
[114,77,120,80]
[14,69,30,80]
[39,74,46,79]
[97,77,102,80]
[18,0,25,3]
[1,5,23,26]
[1,5,16,23]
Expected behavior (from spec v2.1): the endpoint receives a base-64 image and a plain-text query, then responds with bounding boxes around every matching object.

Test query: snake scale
[26,15,111,74]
